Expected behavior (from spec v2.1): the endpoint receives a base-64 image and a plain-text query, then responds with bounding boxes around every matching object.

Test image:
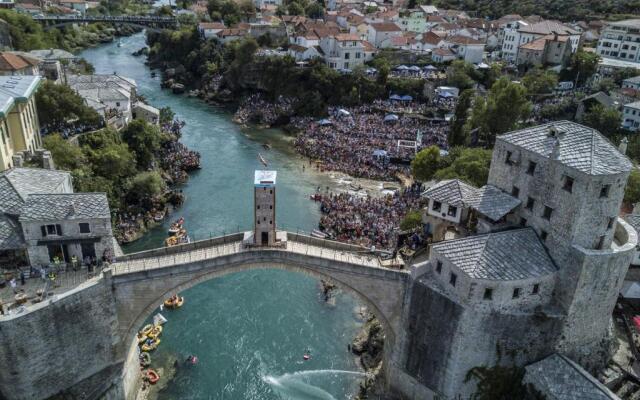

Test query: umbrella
[396,65,409,70]
[409,65,421,71]
[372,149,388,157]
[318,119,332,126]
[337,109,351,116]
[384,114,399,122]
[439,92,454,98]
[424,65,437,70]
[389,94,402,101]
[401,95,413,101]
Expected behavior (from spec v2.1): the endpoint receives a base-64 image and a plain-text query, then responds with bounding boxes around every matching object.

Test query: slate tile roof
[498,121,632,176]
[0,214,25,250]
[1,168,70,200]
[422,180,520,221]
[524,354,620,400]
[623,214,640,234]
[431,228,556,280]
[20,193,110,222]
[0,176,24,215]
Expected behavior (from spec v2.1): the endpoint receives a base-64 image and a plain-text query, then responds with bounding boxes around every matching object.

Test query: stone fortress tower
[402,121,638,399]
[253,170,277,246]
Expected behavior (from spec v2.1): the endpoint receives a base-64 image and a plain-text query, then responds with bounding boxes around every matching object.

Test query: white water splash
[262,369,368,400]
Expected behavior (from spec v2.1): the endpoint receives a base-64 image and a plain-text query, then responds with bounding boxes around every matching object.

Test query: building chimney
[41,151,55,170]
[11,153,23,168]
[619,136,628,155]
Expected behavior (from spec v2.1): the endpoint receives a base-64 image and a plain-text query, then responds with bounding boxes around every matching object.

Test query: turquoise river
[80,32,368,399]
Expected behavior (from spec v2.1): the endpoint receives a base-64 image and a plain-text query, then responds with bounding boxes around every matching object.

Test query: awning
[384,114,399,122]
[372,149,388,157]
[409,65,421,71]
[318,119,332,126]
[401,95,413,101]
[424,65,437,70]
[395,65,409,70]
[337,109,350,116]
[440,92,454,98]
[621,281,640,299]
[389,94,402,101]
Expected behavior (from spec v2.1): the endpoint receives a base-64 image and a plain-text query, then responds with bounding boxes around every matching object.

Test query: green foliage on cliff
[430,0,639,20]
[400,211,424,231]
[411,145,441,182]
[434,147,492,187]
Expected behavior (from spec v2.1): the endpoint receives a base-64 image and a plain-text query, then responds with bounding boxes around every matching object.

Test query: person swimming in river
[186,355,198,365]
[303,349,311,360]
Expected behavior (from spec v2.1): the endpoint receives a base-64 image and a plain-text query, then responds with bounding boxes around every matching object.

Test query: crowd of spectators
[234,94,295,125]
[294,106,448,180]
[317,183,425,250]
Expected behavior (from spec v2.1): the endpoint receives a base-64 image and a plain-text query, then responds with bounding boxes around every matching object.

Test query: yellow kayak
[141,339,161,352]
[147,325,163,339]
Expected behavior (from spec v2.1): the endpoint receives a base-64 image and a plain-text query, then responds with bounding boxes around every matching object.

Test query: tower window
[505,151,514,165]
[511,186,520,197]
[526,161,536,175]
[520,217,527,227]
[596,235,606,250]
[432,201,441,212]
[562,176,574,193]
[542,206,553,220]
[512,288,521,299]
[540,230,548,241]
[532,284,539,294]
[607,217,615,230]
[436,260,442,273]
[449,273,457,287]
[257,205,260,209]
[447,206,458,217]
[483,288,493,300]
[600,185,610,198]
[525,197,535,211]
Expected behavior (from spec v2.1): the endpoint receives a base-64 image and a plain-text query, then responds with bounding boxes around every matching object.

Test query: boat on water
[165,231,190,247]
[141,338,161,352]
[311,229,328,239]
[168,217,185,235]
[258,153,268,167]
[139,352,151,368]
[147,325,163,339]
[145,369,159,384]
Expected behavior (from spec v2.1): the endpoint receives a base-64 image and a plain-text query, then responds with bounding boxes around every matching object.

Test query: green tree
[446,60,476,91]
[596,78,617,94]
[434,148,492,187]
[80,129,136,179]
[36,81,101,127]
[583,104,621,137]
[288,1,304,15]
[121,120,162,169]
[42,134,85,171]
[468,77,531,146]
[400,210,423,231]
[305,1,324,18]
[625,169,640,205]
[448,89,474,146]
[127,171,167,205]
[571,51,600,85]
[159,106,175,125]
[522,68,558,95]
[411,145,441,182]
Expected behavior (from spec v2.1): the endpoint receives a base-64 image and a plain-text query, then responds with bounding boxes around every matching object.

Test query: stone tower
[253,170,277,246]
[487,121,636,365]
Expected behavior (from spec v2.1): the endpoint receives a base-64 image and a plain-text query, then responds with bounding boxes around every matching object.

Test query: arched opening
[121,263,394,399]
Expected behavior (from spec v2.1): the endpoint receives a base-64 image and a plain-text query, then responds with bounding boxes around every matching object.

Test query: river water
[80,33,366,399]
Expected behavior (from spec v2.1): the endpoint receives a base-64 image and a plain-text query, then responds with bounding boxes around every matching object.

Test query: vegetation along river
[80,32,368,399]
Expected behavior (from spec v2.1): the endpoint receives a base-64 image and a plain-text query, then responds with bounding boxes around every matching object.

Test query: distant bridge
[32,15,177,30]
[110,231,411,356]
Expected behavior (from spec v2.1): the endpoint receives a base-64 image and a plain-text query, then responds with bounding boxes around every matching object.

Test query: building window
[607,217,615,230]
[562,176,574,193]
[257,205,260,209]
[344,52,350,59]
[447,206,458,217]
[600,185,610,198]
[42,224,62,237]
[542,206,553,220]
[436,261,442,273]
[505,151,514,165]
[597,235,606,250]
[526,161,536,175]
[432,201,441,212]
[511,186,519,197]
[526,197,535,211]
[483,288,493,300]
[540,230,548,241]
[532,284,540,294]
[79,223,91,233]
[512,288,521,299]
[520,217,527,227]
[449,273,457,287]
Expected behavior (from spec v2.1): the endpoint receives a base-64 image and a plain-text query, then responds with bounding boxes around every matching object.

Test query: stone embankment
[352,311,386,399]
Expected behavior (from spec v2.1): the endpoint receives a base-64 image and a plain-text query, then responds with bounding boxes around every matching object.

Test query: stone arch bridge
[32,15,177,31]
[111,232,412,358]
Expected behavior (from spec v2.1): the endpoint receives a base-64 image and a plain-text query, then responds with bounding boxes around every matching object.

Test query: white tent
[621,281,640,299]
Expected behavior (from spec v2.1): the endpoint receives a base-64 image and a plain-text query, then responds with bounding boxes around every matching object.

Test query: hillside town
[0,0,639,399]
